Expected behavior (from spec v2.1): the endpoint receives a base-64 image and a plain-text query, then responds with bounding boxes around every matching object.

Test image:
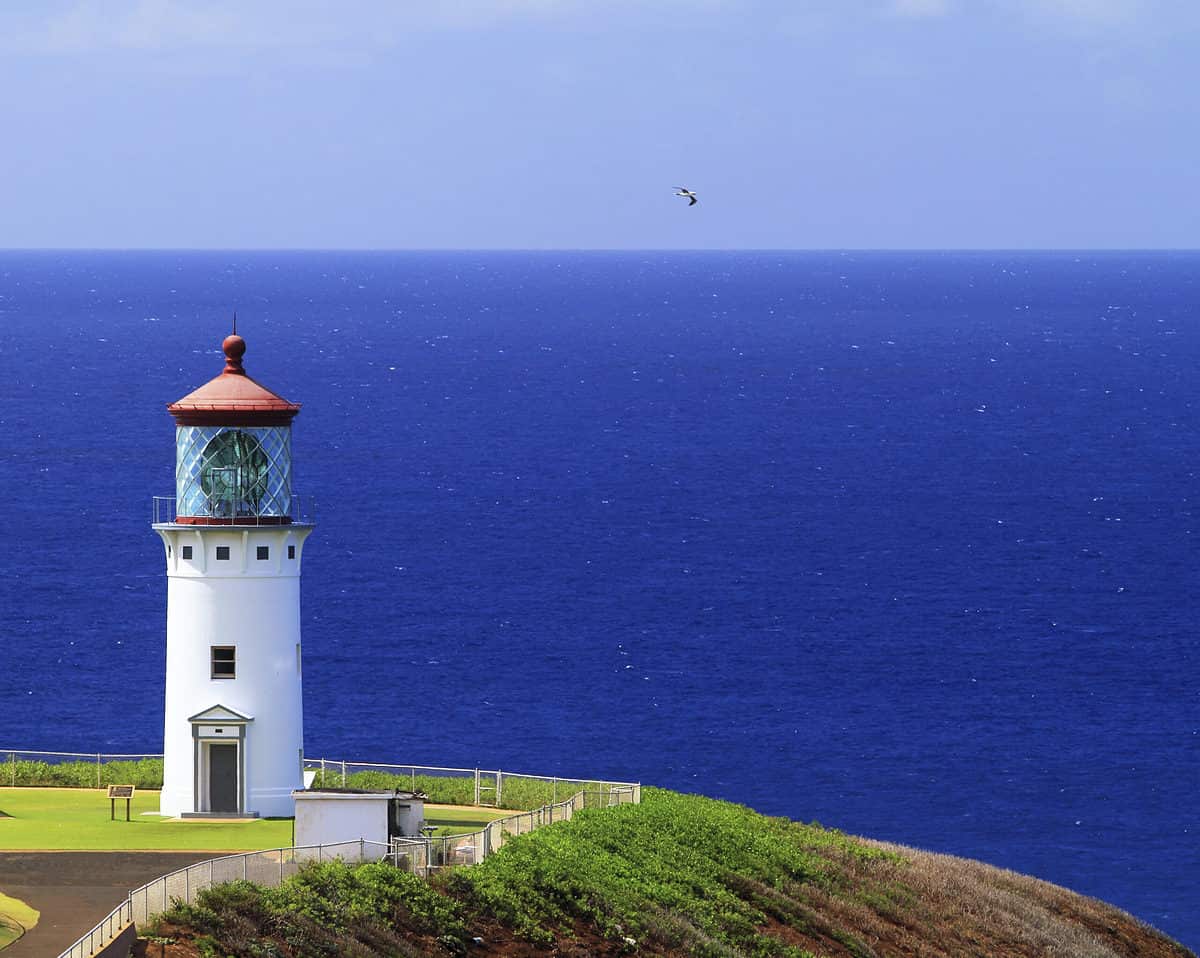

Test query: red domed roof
[168,333,301,427]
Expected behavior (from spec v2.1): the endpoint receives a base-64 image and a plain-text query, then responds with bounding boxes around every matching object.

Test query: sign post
[108,784,135,822]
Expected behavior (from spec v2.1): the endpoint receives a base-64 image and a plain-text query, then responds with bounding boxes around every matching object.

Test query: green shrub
[0,756,163,789]
[162,861,471,955]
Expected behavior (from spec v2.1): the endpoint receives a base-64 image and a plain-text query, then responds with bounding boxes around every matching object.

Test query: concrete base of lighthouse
[155,524,312,819]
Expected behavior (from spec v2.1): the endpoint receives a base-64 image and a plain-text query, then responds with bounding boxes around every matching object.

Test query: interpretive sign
[108,784,135,821]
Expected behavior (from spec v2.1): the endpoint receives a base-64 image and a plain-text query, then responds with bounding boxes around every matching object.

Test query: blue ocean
[0,250,1196,948]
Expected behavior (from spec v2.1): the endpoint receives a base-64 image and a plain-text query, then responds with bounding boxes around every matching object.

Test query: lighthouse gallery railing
[151,494,316,525]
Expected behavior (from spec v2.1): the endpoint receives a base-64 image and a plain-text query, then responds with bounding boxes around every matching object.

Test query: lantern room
[166,333,300,524]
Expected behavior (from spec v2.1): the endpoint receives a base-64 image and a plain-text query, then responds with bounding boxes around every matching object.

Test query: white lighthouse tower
[153,332,312,818]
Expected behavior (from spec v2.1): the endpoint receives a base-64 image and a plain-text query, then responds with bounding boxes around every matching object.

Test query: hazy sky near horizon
[1,0,1196,249]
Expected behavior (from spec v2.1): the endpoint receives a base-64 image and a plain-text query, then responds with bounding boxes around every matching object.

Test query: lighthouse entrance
[208,744,239,813]
[185,705,253,816]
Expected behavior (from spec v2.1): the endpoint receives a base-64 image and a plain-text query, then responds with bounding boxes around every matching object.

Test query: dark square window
[211,646,236,679]
[216,546,231,560]
[167,545,172,557]
[257,546,270,560]
[288,545,296,559]
[181,545,193,560]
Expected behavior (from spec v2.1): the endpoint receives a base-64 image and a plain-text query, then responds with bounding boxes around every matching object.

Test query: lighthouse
[153,332,312,818]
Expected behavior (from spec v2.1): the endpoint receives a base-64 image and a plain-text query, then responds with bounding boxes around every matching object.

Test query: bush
[0,756,164,788]
[160,861,471,956]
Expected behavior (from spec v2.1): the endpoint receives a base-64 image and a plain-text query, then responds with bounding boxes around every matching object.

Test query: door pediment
[188,703,254,724]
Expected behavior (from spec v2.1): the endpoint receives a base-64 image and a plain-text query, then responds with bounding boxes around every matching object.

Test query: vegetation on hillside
[140,788,1195,958]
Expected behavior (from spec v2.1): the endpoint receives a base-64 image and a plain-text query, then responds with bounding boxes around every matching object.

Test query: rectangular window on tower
[288,545,296,559]
[182,545,193,560]
[216,546,231,561]
[211,646,236,679]
[257,546,270,560]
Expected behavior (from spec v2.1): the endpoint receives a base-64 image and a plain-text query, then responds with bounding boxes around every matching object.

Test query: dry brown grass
[794,838,1195,958]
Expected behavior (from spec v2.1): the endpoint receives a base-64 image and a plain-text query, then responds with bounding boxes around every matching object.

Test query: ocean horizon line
[2,246,1199,255]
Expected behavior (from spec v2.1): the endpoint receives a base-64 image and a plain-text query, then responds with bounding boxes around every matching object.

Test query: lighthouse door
[209,744,239,813]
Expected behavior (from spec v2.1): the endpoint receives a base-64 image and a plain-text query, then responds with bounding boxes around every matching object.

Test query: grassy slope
[143,788,1196,958]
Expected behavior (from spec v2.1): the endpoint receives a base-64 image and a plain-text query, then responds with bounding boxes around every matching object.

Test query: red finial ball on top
[222,333,247,374]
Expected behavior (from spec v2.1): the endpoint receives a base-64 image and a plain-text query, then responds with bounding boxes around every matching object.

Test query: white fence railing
[302,756,640,807]
[57,840,388,958]
[0,750,162,789]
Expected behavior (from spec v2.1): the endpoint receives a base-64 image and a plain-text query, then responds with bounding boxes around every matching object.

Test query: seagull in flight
[674,187,698,207]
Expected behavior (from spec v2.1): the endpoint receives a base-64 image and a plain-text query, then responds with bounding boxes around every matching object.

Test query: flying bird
[674,187,698,207]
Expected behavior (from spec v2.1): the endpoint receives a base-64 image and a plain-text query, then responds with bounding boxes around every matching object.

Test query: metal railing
[151,494,315,525]
[1,750,163,789]
[57,840,389,958]
[302,757,640,808]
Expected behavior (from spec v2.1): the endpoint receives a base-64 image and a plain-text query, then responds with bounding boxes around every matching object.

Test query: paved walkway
[0,851,212,957]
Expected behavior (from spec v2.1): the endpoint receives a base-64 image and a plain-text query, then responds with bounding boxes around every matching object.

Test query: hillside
[139,788,1194,958]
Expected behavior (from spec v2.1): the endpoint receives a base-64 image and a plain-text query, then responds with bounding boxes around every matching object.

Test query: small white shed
[292,789,426,858]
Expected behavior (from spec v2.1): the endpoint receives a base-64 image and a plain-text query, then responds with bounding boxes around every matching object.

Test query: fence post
[341,761,346,786]
[185,867,189,903]
[360,838,364,862]
[96,753,102,788]
[474,768,480,806]
[9,753,14,787]
[243,856,248,880]
[552,776,557,803]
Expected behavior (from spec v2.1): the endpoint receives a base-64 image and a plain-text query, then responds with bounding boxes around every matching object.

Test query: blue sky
[0,0,1195,248]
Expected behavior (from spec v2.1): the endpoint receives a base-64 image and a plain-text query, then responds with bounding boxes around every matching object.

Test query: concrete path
[0,851,212,957]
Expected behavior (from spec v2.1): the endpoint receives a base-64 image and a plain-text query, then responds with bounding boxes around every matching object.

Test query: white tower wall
[155,525,312,818]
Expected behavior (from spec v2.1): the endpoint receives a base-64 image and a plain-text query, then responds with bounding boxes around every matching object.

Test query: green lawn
[0,789,510,851]
[0,892,38,950]
[424,805,510,836]
[0,788,293,851]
